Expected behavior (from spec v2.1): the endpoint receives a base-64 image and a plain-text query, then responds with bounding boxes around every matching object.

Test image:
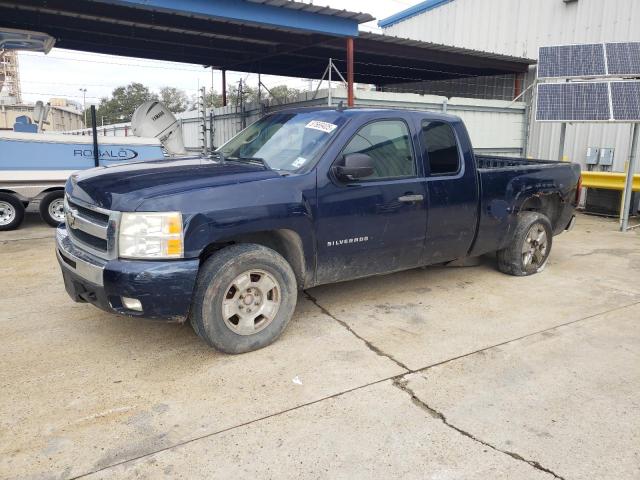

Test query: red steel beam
[346,37,354,107]
[514,73,522,99]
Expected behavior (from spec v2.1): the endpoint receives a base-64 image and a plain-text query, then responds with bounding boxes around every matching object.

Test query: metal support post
[346,37,354,107]
[620,122,639,231]
[258,73,262,104]
[558,122,567,161]
[199,86,207,154]
[90,105,99,167]
[328,58,332,106]
[221,69,227,107]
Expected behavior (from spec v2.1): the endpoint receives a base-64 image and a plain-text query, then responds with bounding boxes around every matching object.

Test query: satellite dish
[131,101,187,156]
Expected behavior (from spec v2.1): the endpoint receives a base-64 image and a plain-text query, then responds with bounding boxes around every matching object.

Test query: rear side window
[421,121,461,176]
[341,120,415,179]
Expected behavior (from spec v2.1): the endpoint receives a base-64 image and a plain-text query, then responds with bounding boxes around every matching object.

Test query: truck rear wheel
[0,193,25,231]
[190,243,298,354]
[497,212,553,276]
[39,191,65,227]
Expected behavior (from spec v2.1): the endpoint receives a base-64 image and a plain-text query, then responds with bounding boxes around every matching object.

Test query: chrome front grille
[64,195,119,260]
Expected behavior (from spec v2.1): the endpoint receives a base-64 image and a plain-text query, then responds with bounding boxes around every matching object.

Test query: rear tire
[39,191,65,227]
[0,193,25,231]
[190,243,298,354]
[497,212,553,276]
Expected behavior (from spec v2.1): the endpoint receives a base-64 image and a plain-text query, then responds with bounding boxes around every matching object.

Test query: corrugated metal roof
[246,0,374,24]
[378,0,454,28]
[360,32,535,65]
[0,0,534,87]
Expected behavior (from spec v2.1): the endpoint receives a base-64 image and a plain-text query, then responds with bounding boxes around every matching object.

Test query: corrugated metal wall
[66,88,527,156]
[383,0,640,171]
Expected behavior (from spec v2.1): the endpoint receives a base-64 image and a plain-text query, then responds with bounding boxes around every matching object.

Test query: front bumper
[56,224,199,321]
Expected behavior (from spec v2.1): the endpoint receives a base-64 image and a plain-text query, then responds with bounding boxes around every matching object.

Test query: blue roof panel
[378,0,454,29]
[101,0,367,37]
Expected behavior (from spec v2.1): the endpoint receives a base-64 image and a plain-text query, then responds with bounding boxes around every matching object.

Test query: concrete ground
[1,212,639,480]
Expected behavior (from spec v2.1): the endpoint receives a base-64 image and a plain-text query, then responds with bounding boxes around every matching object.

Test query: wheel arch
[40,186,65,195]
[199,229,309,289]
[517,192,564,232]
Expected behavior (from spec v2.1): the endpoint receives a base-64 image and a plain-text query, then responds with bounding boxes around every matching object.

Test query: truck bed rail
[476,154,558,170]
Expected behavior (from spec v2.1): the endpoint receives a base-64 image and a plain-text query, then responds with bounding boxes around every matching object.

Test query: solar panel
[538,44,606,78]
[610,81,640,121]
[536,82,611,122]
[605,42,640,76]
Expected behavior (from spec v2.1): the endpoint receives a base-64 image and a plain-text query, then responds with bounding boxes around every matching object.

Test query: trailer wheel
[497,212,553,276]
[190,243,298,354]
[39,191,65,227]
[0,193,25,231]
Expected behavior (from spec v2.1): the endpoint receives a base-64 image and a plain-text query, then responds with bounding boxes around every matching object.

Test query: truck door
[420,120,479,263]
[315,118,427,284]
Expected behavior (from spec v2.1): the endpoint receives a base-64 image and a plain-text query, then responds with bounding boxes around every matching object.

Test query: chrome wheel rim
[522,223,548,268]
[48,198,65,223]
[0,201,16,226]
[221,269,281,335]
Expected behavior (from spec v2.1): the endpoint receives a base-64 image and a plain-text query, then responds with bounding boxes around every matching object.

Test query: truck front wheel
[0,193,25,231]
[190,243,298,354]
[497,212,553,276]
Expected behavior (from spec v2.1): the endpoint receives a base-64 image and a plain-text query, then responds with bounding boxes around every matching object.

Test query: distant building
[379,0,640,171]
[49,97,83,113]
[1,49,83,131]
[0,102,84,131]
[0,50,21,105]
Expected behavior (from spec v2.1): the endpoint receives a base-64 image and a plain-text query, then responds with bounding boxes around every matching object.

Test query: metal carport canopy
[0,0,534,86]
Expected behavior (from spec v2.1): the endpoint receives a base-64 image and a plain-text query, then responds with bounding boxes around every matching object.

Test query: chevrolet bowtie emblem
[67,208,78,228]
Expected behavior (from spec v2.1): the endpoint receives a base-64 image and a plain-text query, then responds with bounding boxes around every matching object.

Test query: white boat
[0,132,164,229]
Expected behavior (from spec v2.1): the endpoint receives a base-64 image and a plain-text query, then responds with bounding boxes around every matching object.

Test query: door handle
[398,194,424,203]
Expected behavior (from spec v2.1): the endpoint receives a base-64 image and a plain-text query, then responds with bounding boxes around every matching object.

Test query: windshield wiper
[226,156,270,170]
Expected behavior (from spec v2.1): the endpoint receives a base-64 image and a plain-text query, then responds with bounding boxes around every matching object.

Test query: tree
[159,86,188,113]
[88,82,158,126]
[204,91,224,109]
[227,83,259,106]
[184,83,306,114]
[266,85,302,104]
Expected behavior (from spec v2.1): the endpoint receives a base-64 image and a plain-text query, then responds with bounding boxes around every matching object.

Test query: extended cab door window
[421,121,461,176]
[340,120,416,179]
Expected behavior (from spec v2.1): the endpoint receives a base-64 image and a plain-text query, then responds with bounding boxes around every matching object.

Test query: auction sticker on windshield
[305,120,338,133]
[291,157,307,168]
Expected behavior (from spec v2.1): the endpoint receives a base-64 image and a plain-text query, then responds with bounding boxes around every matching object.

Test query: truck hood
[67,157,281,211]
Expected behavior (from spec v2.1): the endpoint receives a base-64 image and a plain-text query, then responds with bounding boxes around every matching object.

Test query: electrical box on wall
[586,147,599,165]
[599,148,614,167]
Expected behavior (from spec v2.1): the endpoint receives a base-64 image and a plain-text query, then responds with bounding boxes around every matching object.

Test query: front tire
[497,212,553,276]
[39,191,65,227]
[190,244,298,354]
[0,193,25,231]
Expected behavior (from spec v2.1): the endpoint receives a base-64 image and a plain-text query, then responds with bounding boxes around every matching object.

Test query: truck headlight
[118,212,183,259]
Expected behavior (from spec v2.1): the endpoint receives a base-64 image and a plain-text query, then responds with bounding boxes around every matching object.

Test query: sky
[16,0,420,108]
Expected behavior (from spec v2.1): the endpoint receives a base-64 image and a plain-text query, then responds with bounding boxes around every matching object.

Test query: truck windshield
[216,111,347,172]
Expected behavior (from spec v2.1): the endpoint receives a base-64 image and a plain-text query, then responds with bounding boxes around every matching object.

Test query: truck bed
[475,154,558,170]
[471,153,581,258]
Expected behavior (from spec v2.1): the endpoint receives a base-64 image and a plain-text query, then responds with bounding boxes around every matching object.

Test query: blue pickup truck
[56,107,580,353]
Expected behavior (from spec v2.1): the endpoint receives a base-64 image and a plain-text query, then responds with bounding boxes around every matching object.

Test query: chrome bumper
[56,225,105,286]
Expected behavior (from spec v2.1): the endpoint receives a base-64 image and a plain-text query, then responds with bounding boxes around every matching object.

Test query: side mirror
[334,153,374,181]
